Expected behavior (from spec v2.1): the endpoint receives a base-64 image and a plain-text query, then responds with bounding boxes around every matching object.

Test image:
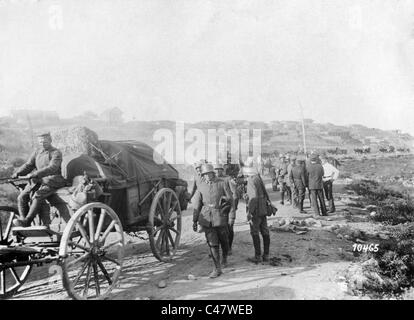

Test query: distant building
[99,107,124,124]
[10,109,60,124]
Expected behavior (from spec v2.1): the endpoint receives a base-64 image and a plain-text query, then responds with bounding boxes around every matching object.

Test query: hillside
[0,117,413,160]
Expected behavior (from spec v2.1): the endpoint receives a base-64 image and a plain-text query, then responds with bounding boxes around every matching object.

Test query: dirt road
[10,179,360,300]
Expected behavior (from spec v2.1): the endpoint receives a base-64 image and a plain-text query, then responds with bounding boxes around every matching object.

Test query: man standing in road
[289,158,308,214]
[214,162,237,256]
[321,155,340,213]
[306,154,327,216]
[192,163,235,278]
[286,156,297,208]
[277,155,290,205]
[12,132,66,227]
[243,165,271,264]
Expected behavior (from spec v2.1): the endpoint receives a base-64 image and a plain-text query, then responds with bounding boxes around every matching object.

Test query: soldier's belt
[203,204,220,209]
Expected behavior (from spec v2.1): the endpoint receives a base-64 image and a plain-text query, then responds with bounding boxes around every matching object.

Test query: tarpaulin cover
[62,140,179,189]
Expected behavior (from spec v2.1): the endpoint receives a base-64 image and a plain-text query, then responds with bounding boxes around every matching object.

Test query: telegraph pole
[299,100,307,156]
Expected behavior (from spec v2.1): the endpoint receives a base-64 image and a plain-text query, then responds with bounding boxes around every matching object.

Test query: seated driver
[11,132,66,227]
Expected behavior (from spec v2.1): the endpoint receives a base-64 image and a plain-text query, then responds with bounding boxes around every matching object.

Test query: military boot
[17,197,30,219]
[247,234,262,264]
[262,234,270,262]
[221,254,228,268]
[299,200,307,214]
[208,246,222,278]
[13,198,42,227]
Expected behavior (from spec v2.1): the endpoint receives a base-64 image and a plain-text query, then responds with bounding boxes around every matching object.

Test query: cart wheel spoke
[88,210,95,244]
[82,263,92,298]
[101,255,121,266]
[67,252,90,268]
[92,263,101,297]
[169,227,180,235]
[4,213,14,242]
[95,209,106,241]
[100,220,117,244]
[156,228,163,250]
[166,229,176,250]
[76,223,91,247]
[68,241,91,253]
[0,271,5,295]
[72,260,90,288]
[9,267,21,285]
[96,258,112,285]
[164,229,170,255]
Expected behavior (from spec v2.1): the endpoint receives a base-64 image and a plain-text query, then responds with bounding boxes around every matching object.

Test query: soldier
[188,160,206,202]
[11,132,66,227]
[269,165,278,191]
[243,166,271,264]
[286,156,297,207]
[192,163,235,278]
[306,154,327,216]
[214,162,237,255]
[277,155,290,205]
[289,158,308,214]
[321,155,340,213]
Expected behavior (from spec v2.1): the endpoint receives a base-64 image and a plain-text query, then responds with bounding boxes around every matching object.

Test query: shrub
[346,180,414,225]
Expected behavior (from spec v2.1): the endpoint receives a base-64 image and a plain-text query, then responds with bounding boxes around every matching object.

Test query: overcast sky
[1,0,414,134]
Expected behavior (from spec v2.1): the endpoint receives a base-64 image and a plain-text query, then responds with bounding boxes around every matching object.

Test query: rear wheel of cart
[0,206,32,299]
[148,188,182,262]
[59,203,124,300]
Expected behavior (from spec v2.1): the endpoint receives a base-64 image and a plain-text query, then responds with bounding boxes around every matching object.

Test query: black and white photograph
[1,0,414,305]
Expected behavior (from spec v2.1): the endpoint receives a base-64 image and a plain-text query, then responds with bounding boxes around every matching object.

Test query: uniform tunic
[192,177,234,248]
[245,174,269,237]
[192,177,235,228]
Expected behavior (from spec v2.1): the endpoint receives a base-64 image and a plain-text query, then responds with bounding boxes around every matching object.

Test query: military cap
[201,163,215,175]
[310,153,319,161]
[214,162,224,170]
[290,156,297,161]
[36,131,51,138]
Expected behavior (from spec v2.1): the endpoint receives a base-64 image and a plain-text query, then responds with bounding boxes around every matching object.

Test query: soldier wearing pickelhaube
[192,163,235,278]
[214,161,237,255]
[12,132,66,227]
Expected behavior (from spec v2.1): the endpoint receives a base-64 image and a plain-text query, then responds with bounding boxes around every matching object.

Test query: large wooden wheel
[148,188,182,262]
[0,206,32,299]
[59,203,124,300]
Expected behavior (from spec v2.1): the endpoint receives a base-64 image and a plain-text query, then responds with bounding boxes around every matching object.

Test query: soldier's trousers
[323,181,335,212]
[17,183,57,223]
[227,224,234,249]
[205,226,230,256]
[280,182,291,202]
[249,215,270,237]
[249,215,270,257]
[310,189,327,216]
[293,186,306,210]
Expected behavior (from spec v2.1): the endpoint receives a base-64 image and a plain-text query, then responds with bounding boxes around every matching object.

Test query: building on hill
[10,109,60,124]
[99,107,124,125]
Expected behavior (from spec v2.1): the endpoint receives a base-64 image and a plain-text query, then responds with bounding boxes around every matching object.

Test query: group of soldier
[190,152,340,278]
[189,158,272,278]
[270,153,340,216]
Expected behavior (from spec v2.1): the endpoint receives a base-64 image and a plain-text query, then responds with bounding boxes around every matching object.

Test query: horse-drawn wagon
[0,140,189,300]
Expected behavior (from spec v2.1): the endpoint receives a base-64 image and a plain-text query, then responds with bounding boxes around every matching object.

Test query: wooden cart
[0,141,189,300]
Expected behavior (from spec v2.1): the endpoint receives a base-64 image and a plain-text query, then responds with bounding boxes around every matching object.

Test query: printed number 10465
[352,243,379,253]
